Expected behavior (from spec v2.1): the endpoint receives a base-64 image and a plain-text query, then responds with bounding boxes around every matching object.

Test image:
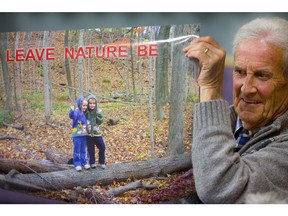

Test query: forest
[0,23,201,204]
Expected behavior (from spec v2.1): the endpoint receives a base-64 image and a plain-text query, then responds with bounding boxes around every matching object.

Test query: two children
[69,95,106,171]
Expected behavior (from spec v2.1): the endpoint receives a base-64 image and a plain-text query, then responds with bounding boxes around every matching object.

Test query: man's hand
[183,36,226,101]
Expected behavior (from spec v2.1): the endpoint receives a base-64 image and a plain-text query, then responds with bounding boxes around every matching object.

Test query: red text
[6,48,55,62]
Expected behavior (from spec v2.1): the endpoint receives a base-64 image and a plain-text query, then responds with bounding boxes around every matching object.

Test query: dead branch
[84,188,116,204]
[71,186,116,204]
[0,135,24,140]
[114,62,125,81]
[3,122,24,130]
[107,180,157,197]
[179,168,193,179]
[69,186,84,203]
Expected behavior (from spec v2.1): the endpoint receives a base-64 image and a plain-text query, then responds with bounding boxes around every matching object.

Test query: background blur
[1,13,288,55]
[1,12,288,103]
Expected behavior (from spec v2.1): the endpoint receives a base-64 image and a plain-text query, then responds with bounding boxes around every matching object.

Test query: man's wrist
[200,87,223,102]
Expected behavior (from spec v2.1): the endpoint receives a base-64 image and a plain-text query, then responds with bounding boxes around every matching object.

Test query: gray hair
[233,17,288,79]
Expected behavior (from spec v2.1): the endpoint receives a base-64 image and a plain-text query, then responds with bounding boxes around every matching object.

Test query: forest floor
[0,99,195,204]
[0,31,198,204]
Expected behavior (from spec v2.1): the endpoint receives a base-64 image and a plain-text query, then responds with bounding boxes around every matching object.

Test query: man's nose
[241,75,257,93]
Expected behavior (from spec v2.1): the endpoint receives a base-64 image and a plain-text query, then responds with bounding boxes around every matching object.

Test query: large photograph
[0,23,200,203]
[2,12,288,205]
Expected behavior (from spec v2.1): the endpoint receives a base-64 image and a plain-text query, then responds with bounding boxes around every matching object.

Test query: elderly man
[184,17,288,203]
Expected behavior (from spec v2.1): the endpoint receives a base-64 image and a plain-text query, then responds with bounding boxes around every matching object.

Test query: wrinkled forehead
[234,39,285,68]
[235,39,283,54]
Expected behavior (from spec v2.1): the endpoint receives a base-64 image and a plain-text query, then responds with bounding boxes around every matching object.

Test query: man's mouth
[241,98,261,104]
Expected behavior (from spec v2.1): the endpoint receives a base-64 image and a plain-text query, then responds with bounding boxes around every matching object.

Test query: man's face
[233,39,288,130]
[88,99,96,110]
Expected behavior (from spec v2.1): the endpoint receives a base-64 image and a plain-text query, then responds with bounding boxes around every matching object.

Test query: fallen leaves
[0,102,194,203]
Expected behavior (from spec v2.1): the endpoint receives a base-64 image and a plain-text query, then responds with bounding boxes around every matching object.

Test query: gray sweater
[192,99,288,203]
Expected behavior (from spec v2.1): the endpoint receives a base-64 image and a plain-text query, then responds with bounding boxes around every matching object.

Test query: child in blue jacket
[69,97,90,171]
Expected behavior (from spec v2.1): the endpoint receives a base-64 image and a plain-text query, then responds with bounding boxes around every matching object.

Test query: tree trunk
[130,28,137,103]
[14,32,24,120]
[0,153,191,191]
[167,24,200,155]
[0,32,13,111]
[155,25,171,120]
[167,25,186,155]
[43,30,52,123]
[78,29,84,97]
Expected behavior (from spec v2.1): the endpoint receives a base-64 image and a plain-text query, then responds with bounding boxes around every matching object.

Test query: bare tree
[26,32,35,94]
[43,31,52,123]
[64,30,75,102]
[155,25,171,120]
[0,32,13,111]
[87,29,94,93]
[130,27,137,103]
[167,25,186,155]
[78,29,84,97]
[14,32,24,121]
[167,24,200,155]
[167,25,190,155]
[148,26,158,159]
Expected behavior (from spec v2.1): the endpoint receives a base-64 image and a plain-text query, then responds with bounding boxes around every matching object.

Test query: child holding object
[69,97,91,171]
[85,94,106,169]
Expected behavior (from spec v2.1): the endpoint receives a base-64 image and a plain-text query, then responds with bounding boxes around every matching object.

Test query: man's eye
[255,71,271,80]
[234,69,245,76]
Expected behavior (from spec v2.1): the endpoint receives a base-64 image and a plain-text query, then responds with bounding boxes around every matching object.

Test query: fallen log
[0,158,72,174]
[1,169,45,192]
[46,148,71,164]
[0,153,192,191]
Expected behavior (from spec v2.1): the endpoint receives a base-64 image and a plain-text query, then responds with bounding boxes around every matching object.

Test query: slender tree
[0,32,13,111]
[36,32,43,93]
[155,25,171,120]
[130,27,137,103]
[167,24,200,155]
[26,32,35,93]
[87,29,93,92]
[48,31,54,111]
[43,31,52,123]
[78,29,84,97]
[167,25,187,155]
[64,30,75,102]
[148,26,158,159]
[14,32,24,120]
[137,27,144,104]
